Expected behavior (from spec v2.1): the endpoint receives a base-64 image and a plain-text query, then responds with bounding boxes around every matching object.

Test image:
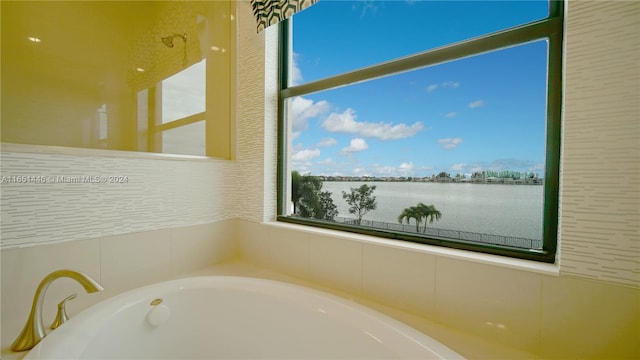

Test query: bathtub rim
[24,275,466,360]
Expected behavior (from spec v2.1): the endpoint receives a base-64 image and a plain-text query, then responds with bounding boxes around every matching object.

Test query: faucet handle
[50,293,77,330]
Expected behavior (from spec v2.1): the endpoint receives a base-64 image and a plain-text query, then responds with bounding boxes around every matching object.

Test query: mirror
[1,1,234,158]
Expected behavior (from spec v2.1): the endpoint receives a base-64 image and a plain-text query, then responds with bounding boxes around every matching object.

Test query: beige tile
[0,239,102,350]
[307,233,362,297]
[540,275,640,359]
[434,257,543,355]
[170,221,238,277]
[99,229,171,298]
[259,225,310,279]
[236,220,274,268]
[362,243,436,318]
[237,222,310,279]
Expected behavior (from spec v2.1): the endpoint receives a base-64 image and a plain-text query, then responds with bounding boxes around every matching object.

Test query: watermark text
[1,175,129,184]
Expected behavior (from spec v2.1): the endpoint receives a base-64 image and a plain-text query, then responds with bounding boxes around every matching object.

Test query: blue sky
[289,0,550,178]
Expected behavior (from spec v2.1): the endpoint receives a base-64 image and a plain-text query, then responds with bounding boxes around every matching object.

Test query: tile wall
[239,220,640,359]
[0,148,237,249]
[0,220,237,353]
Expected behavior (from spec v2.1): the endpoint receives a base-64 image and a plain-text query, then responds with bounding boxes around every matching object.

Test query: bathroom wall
[1,1,242,352]
[239,221,639,359]
[1,1,638,359]
[0,220,238,355]
[231,0,640,289]
[0,134,241,355]
[234,0,639,358]
[0,147,237,248]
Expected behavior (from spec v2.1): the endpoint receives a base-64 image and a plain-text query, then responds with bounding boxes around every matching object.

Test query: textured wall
[234,1,278,223]
[1,1,638,289]
[0,1,266,249]
[560,0,639,287]
[0,148,237,248]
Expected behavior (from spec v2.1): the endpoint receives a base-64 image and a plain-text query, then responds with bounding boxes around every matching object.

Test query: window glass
[287,40,548,246]
[292,0,549,84]
[280,0,562,261]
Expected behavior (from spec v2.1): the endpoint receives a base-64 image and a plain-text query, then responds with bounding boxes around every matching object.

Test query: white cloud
[292,148,321,162]
[470,166,484,173]
[438,137,463,150]
[357,1,380,18]
[399,161,414,172]
[353,167,371,176]
[469,100,486,109]
[530,163,545,172]
[397,162,415,176]
[451,163,467,171]
[368,161,417,177]
[317,157,335,165]
[427,81,460,93]
[322,108,424,140]
[291,52,303,85]
[341,138,369,154]
[317,137,337,147]
[373,165,397,176]
[290,96,330,137]
[442,81,460,88]
[445,112,457,118]
[467,159,541,173]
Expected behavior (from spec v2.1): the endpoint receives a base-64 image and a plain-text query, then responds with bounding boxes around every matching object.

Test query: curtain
[250,0,318,32]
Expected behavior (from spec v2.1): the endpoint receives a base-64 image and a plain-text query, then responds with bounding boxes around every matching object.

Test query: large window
[278,0,563,263]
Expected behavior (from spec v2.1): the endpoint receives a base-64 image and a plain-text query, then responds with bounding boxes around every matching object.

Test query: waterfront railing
[332,216,542,250]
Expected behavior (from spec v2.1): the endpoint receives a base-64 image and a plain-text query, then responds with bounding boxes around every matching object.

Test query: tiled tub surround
[239,221,639,359]
[1,221,638,359]
[0,221,237,358]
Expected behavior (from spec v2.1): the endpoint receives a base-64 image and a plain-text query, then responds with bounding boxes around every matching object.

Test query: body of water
[321,181,543,240]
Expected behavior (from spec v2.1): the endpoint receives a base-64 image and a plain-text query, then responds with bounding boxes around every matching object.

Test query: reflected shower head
[161,33,187,48]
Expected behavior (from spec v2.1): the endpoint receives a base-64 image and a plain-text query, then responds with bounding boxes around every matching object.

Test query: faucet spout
[11,269,103,352]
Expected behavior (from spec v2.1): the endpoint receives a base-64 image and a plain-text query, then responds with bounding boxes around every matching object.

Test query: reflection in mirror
[1,1,234,158]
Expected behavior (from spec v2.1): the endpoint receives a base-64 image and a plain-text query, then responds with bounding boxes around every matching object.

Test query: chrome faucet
[11,269,103,352]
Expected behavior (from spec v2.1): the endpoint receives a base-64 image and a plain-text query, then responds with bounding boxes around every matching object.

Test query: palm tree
[398,206,422,232]
[416,203,442,232]
[398,203,442,233]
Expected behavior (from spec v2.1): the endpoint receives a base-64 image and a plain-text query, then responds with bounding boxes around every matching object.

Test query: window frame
[141,83,207,155]
[277,1,564,263]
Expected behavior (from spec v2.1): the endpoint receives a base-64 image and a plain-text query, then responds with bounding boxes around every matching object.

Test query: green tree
[416,203,442,232]
[317,190,338,220]
[398,202,442,233]
[291,170,302,213]
[398,206,423,232]
[342,184,377,225]
[291,171,337,221]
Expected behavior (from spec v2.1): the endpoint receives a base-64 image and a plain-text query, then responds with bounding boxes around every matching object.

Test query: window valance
[250,0,318,32]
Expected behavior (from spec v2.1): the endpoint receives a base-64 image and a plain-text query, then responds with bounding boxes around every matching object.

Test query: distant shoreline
[315,176,544,185]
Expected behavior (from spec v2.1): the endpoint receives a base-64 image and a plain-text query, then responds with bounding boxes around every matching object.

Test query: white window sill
[263,221,560,277]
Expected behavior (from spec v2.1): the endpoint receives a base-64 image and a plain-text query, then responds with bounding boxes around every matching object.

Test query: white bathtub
[25,276,465,359]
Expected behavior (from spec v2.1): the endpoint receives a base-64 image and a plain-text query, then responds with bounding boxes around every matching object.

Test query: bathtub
[25,276,465,359]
